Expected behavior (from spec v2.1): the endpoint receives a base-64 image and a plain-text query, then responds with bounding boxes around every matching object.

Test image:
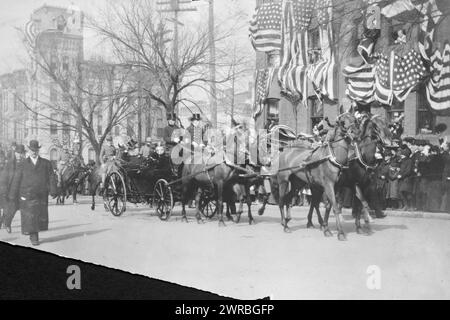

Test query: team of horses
[56,111,392,241]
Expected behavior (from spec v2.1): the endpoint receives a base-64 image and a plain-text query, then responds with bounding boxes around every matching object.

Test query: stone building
[0,4,166,163]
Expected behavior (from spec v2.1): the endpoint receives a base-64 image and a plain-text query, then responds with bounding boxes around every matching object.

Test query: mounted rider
[99,135,116,190]
[57,145,72,187]
[313,117,335,143]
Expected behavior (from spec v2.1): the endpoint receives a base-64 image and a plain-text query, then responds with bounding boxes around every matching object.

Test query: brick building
[253,0,450,142]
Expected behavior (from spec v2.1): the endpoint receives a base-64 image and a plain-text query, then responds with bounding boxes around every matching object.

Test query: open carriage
[102,149,218,220]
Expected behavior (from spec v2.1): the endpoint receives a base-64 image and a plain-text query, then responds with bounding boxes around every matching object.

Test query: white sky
[0,0,257,87]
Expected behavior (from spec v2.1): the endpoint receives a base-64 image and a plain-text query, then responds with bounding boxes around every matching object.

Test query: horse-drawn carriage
[101,147,219,220]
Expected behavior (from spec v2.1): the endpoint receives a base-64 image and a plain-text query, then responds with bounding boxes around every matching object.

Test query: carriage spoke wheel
[154,179,173,221]
[199,195,218,219]
[103,171,127,217]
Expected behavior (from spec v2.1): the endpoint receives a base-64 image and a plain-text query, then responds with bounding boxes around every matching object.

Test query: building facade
[252,0,450,143]
[0,5,166,163]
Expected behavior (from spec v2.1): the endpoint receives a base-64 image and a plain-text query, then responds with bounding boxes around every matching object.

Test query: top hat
[190,113,201,121]
[16,144,26,154]
[28,140,41,152]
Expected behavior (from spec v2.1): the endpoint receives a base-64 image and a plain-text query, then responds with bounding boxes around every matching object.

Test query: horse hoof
[226,215,234,222]
[218,220,226,227]
[338,233,347,241]
[306,222,315,229]
[356,227,365,235]
[283,227,291,233]
[320,225,325,231]
[197,219,205,224]
[249,219,255,225]
[234,215,241,224]
[324,230,333,237]
[181,216,188,223]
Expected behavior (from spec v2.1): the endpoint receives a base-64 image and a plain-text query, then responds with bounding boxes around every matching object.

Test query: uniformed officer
[163,113,181,151]
[186,113,206,163]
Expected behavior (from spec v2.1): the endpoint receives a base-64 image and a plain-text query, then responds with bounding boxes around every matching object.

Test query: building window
[309,97,323,130]
[417,90,434,134]
[97,114,103,136]
[50,84,57,102]
[88,148,96,162]
[50,148,59,168]
[266,98,279,128]
[50,113,58,135]
[62,56,69,72]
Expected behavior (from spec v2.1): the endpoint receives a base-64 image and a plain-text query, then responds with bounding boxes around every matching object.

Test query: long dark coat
[9,157,57,234]
[398,157,414,193]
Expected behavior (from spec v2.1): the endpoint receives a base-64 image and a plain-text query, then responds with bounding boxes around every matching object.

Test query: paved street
[1,196,449,300]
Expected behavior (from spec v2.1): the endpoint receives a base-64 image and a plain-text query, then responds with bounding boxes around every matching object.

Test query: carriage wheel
[154,179,173,221]
[199,195,218,219]
[103,171,127,217]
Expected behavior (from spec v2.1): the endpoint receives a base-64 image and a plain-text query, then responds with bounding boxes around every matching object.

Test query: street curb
[383,210,450,220]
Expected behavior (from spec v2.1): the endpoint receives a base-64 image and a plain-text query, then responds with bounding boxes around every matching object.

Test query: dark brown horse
[268,113,359,240]
[308,114,393,236]
[56,163,89,205]
[180,146,239,226]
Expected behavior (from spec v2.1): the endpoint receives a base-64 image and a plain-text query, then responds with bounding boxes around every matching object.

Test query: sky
[0,0,257,81]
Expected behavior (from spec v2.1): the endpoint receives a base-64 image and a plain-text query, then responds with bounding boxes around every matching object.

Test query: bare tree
[90,0,249,124]
[17,33,138,163]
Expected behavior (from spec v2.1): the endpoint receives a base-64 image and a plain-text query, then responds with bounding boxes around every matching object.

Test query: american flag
[278,0,316,104]
[416,0,449,111]
[307,0,337,101]
[249,3,282,52]
[25,19,37,49]
[374,49,428,105]
[343,32,379,104]
[253,68,275,117]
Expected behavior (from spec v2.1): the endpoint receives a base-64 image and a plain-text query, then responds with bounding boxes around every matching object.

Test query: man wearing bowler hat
[0,144,27,233]
[9,140,57,245]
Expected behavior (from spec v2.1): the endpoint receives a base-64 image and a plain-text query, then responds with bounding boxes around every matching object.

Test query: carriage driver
[57,146,72,187]
[99,135,116,190]
[163,113,181,152]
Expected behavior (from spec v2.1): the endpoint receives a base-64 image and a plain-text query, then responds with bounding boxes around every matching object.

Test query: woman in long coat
[9,140,57,245]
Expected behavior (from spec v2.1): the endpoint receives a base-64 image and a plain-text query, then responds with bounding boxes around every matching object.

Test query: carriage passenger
[140,137,153,158]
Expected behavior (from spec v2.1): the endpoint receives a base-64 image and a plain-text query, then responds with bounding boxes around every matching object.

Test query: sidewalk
[383,209,450,220]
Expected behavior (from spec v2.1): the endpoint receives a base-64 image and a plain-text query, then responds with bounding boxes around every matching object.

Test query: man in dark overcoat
[398,147,414,211]
[0,144,26,233]
[9,140,57,245]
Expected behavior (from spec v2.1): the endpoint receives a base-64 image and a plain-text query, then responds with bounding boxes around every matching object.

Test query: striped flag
[342,31,379,104]
[426,44,450,111]
[416,0,449,111]
[278,0,316,104]
[253,68,275,118]
[25,19,37,49]
[249,3,282,52]
[374,49,428,105]
[307,0,337,101]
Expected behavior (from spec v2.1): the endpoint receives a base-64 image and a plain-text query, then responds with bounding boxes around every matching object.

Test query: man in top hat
[99,135,116,190]
[0,144,27,233]
[8,140,57,245]
[186,113,206,160]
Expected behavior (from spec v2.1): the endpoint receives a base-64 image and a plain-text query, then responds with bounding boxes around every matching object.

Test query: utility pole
[208,0,217,128]
[157,0,197,115]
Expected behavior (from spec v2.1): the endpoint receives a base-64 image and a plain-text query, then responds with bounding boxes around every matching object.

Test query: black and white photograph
[0,0,449,303]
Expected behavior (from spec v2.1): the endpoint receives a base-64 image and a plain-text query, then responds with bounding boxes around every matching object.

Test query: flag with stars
[249,3,282,52]
[278,0,316,104]
[253,68,275,118]
[374,49,428,105]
